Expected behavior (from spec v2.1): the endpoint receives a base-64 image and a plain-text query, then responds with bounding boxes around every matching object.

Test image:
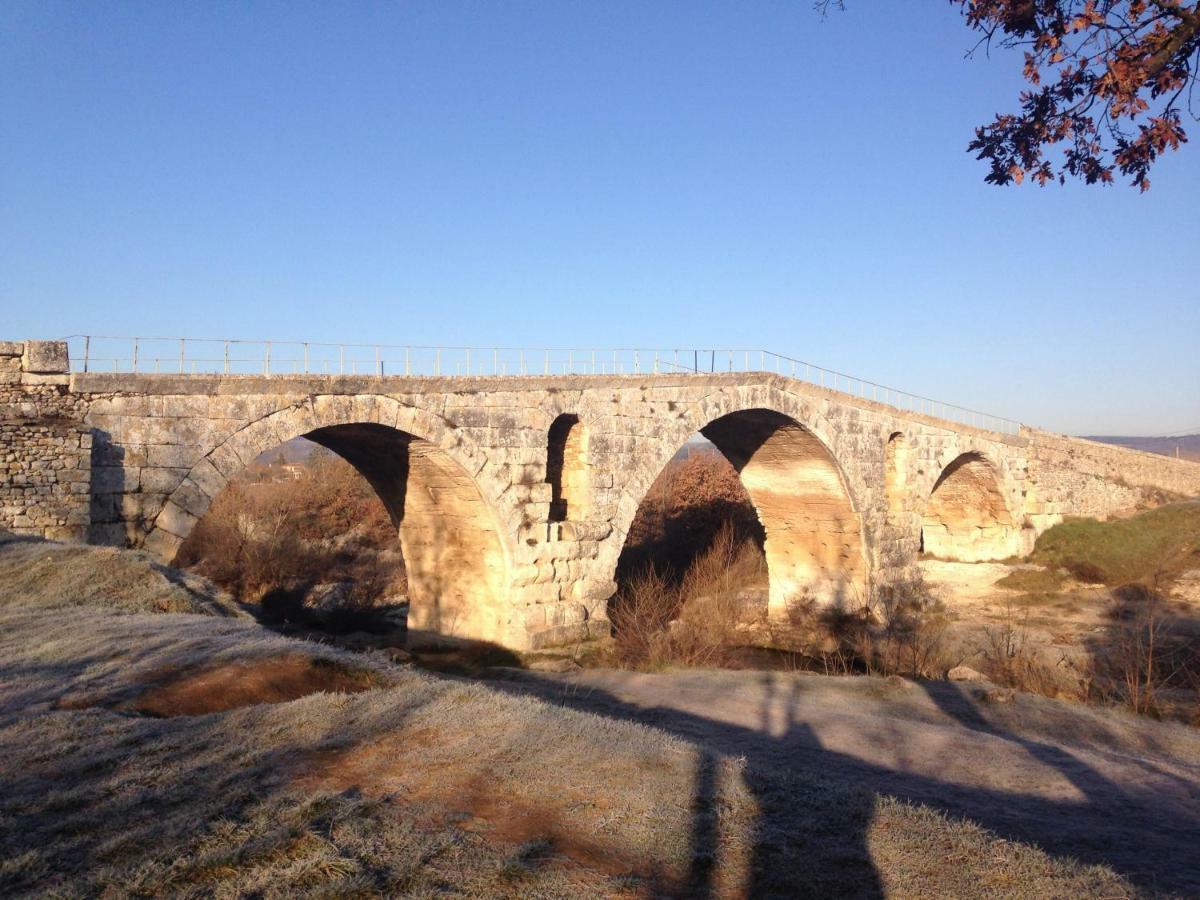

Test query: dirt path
[920,558,1113,630]
[488,666,1200,894]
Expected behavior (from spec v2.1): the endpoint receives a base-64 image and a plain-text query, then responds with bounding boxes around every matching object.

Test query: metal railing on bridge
[61,335,1022,435]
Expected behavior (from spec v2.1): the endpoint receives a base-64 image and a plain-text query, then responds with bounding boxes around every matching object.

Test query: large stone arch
[603,385,870,620]
[921,450,1020,562]
[145,395,516,645]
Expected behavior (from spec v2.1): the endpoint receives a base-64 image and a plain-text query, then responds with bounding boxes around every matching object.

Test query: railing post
[82,336,90,373]
[264,341,271,375]
[178,338,185,374]
[466,348,471,375]
[224,341,230,374]
[303,342,309,374]
[544,350,549,375]
[132,338,138,373]
[405,347,411,376]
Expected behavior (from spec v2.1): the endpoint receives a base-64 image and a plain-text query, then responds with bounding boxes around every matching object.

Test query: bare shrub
[978,597,1079,698]
[1065,559,1107,585]
[866,575,957,679]
[611,524,762,669]
[616,549,956,680]
[814,601,873,676]
[774,575,956,679]
[617,451,764,590]
[671,525,765,665]
[609,566,677,667]
[1086,585,1197,718]
[176,448,406,612]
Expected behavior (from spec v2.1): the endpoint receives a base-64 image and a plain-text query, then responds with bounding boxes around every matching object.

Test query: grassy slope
[0,538,1167,897]
[0,533,245,617]
[1030,502,1200,586]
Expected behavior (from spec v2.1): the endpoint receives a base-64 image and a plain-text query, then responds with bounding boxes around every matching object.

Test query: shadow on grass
[486,669,1200,897]
[3,603,1196,895]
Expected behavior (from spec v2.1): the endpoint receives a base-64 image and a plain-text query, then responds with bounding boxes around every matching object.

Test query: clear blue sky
[2,2,1197,435]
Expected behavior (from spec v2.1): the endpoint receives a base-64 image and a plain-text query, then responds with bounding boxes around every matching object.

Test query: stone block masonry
[0,341,91,541]
[2,336,1199,649]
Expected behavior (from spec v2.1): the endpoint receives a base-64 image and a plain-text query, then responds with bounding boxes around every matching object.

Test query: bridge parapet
[62,336,1024,434]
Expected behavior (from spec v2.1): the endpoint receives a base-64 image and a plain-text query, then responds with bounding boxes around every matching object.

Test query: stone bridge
[4,339,1200,650]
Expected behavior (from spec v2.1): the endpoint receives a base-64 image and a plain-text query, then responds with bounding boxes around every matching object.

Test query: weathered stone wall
[1024,428,1200,527]
[3,336,1199,650]
[0,342,91,541]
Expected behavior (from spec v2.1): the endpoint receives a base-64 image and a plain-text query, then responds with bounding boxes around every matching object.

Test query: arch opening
[701,409,867,615]
[547,414,589,523]
[921,452,1019,562]
[174,421,511,645]
[614,408,867,628]
[616,437,765,592]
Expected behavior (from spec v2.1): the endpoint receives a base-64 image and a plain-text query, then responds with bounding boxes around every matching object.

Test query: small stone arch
[547,413,589,524]
[921,451,1019,561]
[146,396,515,645]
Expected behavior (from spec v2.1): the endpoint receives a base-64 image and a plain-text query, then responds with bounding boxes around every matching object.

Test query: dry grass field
[3,532,1200,896]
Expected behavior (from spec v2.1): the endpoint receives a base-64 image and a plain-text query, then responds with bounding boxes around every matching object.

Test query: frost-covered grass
[0,538,1153,896]
[0,532,244,617]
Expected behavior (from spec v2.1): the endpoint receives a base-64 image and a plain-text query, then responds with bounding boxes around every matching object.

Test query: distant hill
[1087,434,1200,462]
